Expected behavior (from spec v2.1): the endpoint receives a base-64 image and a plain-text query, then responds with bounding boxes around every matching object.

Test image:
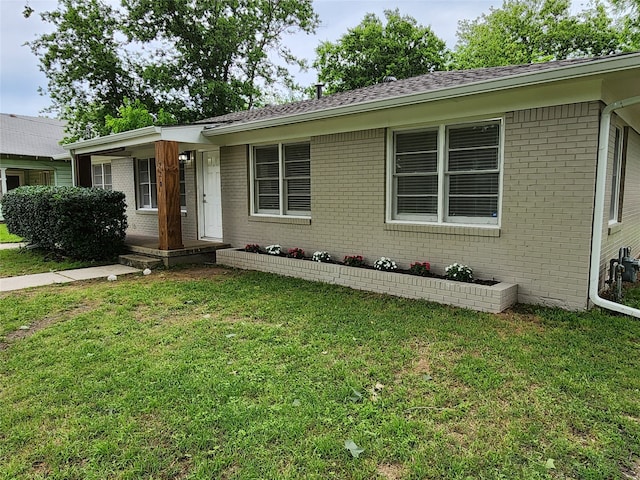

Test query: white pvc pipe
[589,96,640,318]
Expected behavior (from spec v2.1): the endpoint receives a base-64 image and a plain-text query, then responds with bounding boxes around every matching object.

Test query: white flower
[373,257,398,271]
[445,263,473,282]
[312,251,331,262]
[265,244,281,255]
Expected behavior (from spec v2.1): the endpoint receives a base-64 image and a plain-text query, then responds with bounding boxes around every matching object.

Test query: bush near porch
[0,267,638,479]
[1,186,127,260]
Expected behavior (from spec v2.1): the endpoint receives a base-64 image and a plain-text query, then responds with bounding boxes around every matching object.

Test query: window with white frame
[609,126,623,224]
[252,142,311,216]
[92,163,112,190]
[135,158,186,210]
[390,120,501,225]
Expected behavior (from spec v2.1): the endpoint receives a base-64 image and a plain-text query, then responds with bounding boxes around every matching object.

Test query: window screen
[393,130,438,220]
[446,123,499,222]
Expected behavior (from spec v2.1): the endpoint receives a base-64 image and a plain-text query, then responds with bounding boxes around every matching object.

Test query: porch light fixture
[179,151,192,166]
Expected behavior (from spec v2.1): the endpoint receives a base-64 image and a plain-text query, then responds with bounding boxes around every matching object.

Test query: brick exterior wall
[220,101,615,310]
[111,156,199,241]
[500,103,600,308]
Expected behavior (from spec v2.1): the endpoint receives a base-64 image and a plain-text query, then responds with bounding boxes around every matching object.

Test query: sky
[0,0,583,117]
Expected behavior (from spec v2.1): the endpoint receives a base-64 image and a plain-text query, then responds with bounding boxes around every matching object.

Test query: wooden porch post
[155,140,183,250]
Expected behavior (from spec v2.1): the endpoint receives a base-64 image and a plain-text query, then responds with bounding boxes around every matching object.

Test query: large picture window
[390,120,502,225]
[252,142,311,216]
[136,158,186,210]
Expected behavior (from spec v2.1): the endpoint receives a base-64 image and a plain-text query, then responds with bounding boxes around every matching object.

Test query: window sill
[136,208,188,217]
[608,222,623,235]
[249,215,311,225]
[384,222,500,237]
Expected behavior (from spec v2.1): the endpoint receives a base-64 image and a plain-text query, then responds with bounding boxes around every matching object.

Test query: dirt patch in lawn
[495,310,546,337]
[622,457,640,480]
[0,302,97,350]
[377,463,406,479]
[152,265,233,282]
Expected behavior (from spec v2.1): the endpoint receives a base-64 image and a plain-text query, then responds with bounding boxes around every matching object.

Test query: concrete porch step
[118,254,163,270]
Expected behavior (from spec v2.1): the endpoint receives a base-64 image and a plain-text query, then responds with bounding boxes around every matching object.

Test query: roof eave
[52,153,72,161]
[202,53,640,137]
[63,126,161,153]
[63,125,214,155]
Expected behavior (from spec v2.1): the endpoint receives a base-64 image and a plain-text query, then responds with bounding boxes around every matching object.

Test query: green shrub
[1,186,127,260]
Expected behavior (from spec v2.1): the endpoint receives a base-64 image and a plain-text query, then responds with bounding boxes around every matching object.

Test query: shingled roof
[0,114,68,159]
[197,54,632,131]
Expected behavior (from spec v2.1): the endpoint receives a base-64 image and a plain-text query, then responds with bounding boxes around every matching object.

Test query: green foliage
[1,186,127,261]
[343,255,365,267]
[621,282,640,309]
[104,98,177,134]
[409,262,431,277]
[453,0,632,69]
[611,0,640,48]
[28,0,136,142]
[314,9,448,94]
[445,263,473,282]
[27,0,319,142]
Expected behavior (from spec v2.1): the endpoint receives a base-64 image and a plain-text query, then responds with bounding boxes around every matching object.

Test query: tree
[27,0,319,142]
[28,0,136,141]
[610,0,640,48]
[313,9,448,94]
[104,98,177,134]
[453,0,631,69]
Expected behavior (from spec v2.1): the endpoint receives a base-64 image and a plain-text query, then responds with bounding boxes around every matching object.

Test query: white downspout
[589,95,640,318]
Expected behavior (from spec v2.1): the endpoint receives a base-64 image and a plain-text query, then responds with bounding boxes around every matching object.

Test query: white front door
[201,150,223,240]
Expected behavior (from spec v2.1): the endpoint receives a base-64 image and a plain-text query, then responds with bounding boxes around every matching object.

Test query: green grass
[0,224,22,243]
[1,267,639,479]
[623,283,640,309]
[0,248,110,278]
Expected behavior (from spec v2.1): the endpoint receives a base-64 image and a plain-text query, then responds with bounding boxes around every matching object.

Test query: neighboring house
[64,52,640,312]
[0,114,73,219]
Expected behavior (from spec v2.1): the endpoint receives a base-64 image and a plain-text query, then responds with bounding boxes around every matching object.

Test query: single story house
[64,52,640,313]
[0,114,73,220]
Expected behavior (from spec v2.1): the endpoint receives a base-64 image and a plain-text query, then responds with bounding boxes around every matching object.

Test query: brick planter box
[217,249,518,313]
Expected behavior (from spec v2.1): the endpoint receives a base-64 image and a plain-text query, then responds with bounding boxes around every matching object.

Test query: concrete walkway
[0,265,141,292]
[0,242,26,250]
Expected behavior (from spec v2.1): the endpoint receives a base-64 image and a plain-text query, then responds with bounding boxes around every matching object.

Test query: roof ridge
[198,53,637,128]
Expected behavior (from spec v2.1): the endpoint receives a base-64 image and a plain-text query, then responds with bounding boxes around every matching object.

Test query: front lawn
[0,223,22,243]
[1,267,639,479]
[0,248,110,278]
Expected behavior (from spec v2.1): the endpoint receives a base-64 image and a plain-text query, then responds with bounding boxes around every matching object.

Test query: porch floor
[123,235,230,267]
